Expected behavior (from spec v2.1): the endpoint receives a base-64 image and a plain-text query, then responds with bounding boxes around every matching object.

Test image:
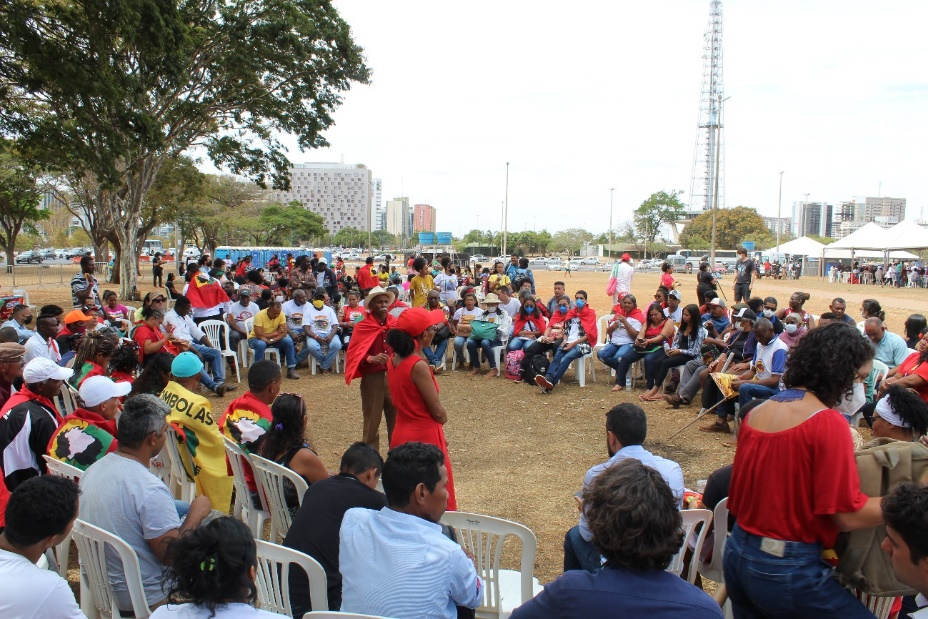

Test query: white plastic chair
[239,317,282,368]
[12,288,31,308]
[222,436,269,538]
[450,315,511,375]
[593,315,612,356]
[163,287,175,310]
[565,350,596,387]
[200,319,242,384]
[696,497,729,584]
[667,508,713,584]
[310,347,342,375]
[441,511,543,619]
[249,453,308,542]
[42,455,83,577]
[254,540,329,614]
[162,425,197,502]
[71,519,151,619]
[57,381,81,415]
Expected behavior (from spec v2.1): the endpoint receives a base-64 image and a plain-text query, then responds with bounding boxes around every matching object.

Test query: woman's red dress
[387,353,457,511]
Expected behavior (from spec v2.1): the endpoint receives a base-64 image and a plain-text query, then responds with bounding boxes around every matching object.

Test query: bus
[142,239,163,255]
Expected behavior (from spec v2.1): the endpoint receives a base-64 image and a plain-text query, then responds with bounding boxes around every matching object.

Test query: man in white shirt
[24,314,61,364]
[300,289,342,371]
[282,288,309,358]
[225,287,260,353]
[497,286,521,319]
[340,442,482,619]
[164,295,235,397]
[0,475,85,619]
[664,289,683,324]
[564,403,684,572]
[611,253,635,304]
[883,483,928,617]
[1,304,33,344]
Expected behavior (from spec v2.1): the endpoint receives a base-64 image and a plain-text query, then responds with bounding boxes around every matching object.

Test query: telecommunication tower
[688,0,725,212]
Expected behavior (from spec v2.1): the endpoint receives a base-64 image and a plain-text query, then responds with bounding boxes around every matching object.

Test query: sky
[268,0,928,237]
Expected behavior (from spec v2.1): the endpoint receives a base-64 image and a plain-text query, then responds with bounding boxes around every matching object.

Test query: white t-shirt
[301,304,339,337]
[151,602,285,618]
[498,298,521,318]
[613,261,634,293]
[0,548,85,619]
[226,301,259,332]
[610,316,642,346]
[434,272,459,303]
[280,299,307,332]
[566,318,581,343]
[664,305,683,325]
[452,307,482,327]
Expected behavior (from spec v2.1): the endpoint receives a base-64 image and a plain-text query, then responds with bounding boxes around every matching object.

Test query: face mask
[312,300,324,310]
[736,323,746,332]
[525,305,535,312]
[558,306,568,314]
[575,299,586,309]
[23,315,33,325]
[784,323,798,334]
[762,309,774,318]
[274,295,284,303]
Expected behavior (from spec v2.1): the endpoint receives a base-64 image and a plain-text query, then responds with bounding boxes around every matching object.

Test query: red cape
[186,274,230,309]
[344,311,397,385]
[610,303,646,325]
[564,305,598,343]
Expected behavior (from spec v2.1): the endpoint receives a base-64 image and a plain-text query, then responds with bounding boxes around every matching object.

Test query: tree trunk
[3,246,13,273]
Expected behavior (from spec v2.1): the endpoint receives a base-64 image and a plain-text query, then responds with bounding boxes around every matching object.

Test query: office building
[371,178,384,231]
[762,216,791,237]
[832,196,907,239]
[268,162,372,235]
[792,201,833,237]
[386,197,412,240]
[413,204,437,233]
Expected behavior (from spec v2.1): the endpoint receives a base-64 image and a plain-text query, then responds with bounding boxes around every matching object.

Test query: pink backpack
[505,350,525,380]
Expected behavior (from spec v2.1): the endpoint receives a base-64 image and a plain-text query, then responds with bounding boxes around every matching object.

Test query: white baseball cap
[79,375,132,408]
[23,358,74,383]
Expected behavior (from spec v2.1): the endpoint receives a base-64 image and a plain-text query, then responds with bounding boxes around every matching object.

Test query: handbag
[605,276,617,296]
[469,320,498,341]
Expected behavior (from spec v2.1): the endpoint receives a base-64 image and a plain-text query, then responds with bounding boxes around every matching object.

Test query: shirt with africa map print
[47,409,117,471]
[219,391,273,493]
[161,380,233,513]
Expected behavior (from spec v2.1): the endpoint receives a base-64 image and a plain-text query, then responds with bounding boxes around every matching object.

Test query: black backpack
[523,353,549,384]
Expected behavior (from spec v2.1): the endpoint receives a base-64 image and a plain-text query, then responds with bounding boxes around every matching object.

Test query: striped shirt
[340,507,482,619]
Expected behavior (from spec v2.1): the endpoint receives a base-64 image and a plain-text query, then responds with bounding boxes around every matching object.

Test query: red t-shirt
[895,352,928,402]
[132,323,168,362]
[660,272,675,289]
[729,408,868,547]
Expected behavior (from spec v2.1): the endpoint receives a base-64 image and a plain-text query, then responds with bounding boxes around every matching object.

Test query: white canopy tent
[821,222,919,259]
[766,236,825,256]
[824,222,891,252]
[883,219,928,252]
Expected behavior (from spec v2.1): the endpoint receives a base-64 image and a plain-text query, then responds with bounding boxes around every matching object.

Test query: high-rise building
[371,178,384,231]
[386,197,411,240]
[268,162,372,235]
[413,204,437,233]
[831,196,906,239]
[762,216,791,237]
[792,201,833,237]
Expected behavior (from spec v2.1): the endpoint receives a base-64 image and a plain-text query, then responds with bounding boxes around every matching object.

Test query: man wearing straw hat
[0,343,26,410]
[344,286,398,453]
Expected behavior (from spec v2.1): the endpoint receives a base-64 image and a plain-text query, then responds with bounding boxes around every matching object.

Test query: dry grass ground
[23,265,916,589]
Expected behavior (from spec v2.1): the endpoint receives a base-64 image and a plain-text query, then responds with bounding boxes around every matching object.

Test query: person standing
[610,253,634,304]
[409,257,436,308]
[733,247,756,303]
[344,287,397,453]
[386,307,457,511]
[70,255,101,309]
[152,251,164,288]
[182,263,229,325]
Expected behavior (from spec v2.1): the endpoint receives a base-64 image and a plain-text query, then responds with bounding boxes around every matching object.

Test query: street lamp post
[709,94,730,267]
[609,188,615,259]
[503,162,509,256]
[777,171,785,251]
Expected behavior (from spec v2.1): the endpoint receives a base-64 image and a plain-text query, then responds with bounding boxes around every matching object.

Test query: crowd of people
[1,245,928,618]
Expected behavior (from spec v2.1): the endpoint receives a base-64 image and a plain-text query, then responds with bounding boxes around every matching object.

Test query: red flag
[185,274,230,309]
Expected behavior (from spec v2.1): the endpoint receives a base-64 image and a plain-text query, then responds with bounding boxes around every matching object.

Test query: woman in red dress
[385,307,457,511]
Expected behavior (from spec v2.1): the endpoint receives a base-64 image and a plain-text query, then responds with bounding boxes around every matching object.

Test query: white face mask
[784,323,799,334]
[762,309,775,318]
[275,295,284,303]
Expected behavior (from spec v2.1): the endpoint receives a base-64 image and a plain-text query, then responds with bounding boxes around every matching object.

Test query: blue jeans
[249,334,297,368]
[190,341,224,383]
[597,342,636,385]
[563,525,603,573]
[301,335,342,370]
[716,383,780,422]
[507,337,534,352]
[724,525,874,618]
[423,338,449,367]
[453,336,469,366]
[467,338,501,369]
[546,344,585,385]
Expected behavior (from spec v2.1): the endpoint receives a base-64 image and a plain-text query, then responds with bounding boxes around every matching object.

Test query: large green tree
[679,206,775,250]
[633,190,686,248]
[0,0,369,296]
[551,228,594,256]
[0,140,46,266]
[253,201,324,246]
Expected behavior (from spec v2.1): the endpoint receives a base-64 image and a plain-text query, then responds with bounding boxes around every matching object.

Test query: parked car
[579,257,601,266]
[15,251,43,264]
[39,249,56,260]
[528,257,548,267]
[469,254,489,264]
[342,252,361,261]
[545,258,563,271]
[55,249,69,260]
[568,258,583,269]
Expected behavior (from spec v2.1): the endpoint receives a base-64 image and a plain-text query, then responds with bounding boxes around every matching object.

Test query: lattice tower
[688,0,725,211]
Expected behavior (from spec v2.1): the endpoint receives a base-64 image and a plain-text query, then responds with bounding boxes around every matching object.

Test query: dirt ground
[24,265,917,587]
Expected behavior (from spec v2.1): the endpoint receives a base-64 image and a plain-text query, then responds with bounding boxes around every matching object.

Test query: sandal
[642,395,664,402]
[611,385,625,392]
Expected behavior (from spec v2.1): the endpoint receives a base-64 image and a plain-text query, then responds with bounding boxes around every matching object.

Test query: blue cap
[171,351,204,378]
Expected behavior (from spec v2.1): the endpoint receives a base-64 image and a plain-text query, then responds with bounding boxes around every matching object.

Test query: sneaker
[698,421,731,433]
[431,365,443,375]
[534,374,553,390]
[286,368,300,380]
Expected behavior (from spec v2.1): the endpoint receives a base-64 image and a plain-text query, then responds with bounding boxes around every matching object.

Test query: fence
[0,262,123,289]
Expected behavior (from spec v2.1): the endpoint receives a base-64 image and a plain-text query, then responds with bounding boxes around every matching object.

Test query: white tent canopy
[824,222,891,251]
[883,219,928,251]
[766,236,825,256]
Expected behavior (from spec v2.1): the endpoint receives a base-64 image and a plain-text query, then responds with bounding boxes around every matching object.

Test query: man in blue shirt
[0,305,33,344]
[512,459,722,619]
[563,403,684,573]
[701,297,731,337]
[864,317,911,370]
[339,442,482,619]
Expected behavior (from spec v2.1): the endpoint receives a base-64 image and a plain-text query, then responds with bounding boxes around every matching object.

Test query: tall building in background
[832,196,906,239]
[688,0,725,212]
[386,197,411,241]
[413,204,437,233]
[371,178,384,231]
[762,216,791,237]
[268,162,372,235]
[792,201,833,237]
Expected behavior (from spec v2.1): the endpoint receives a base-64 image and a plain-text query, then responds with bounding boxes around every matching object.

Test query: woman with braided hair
[68,328,120,388]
